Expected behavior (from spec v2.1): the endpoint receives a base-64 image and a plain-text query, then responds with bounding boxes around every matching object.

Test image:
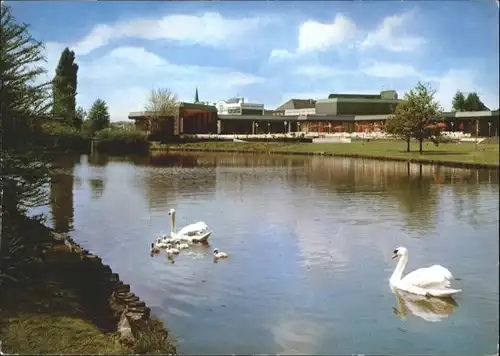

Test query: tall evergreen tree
[52,47,78,126]
[464,92,489,111]
[451,90,466,112]
[87,98,110,134]
[1,3,53,284]
[194,87,199,103]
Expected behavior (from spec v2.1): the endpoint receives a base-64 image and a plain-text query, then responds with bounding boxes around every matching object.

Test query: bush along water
[94,127,150,155]
[40,122,90,153]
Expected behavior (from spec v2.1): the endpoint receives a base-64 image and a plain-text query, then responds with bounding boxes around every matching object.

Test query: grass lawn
[0,215,176,355]
[151,140,499,167]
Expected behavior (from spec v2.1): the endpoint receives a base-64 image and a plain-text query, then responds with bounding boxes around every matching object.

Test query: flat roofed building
[316,90,401,116]
[128,102,217,141]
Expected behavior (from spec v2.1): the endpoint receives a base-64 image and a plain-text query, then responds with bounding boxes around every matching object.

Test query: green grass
[0,215,176,355]
[151,140,499,167]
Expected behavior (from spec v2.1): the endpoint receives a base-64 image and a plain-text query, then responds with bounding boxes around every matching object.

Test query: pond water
[45,152,499,355]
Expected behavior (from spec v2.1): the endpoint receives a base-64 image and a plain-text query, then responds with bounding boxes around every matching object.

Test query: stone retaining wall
[51,231,153,344]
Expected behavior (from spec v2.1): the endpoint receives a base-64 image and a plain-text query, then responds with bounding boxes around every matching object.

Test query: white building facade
[216,98,264,116]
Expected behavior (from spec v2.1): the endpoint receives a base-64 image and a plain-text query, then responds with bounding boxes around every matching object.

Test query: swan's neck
[170,213,176,234]
[390,255,408,283]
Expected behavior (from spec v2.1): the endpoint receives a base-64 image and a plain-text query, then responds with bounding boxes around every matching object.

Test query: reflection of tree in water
[302,158,442,234]
[50,155,79,233]
[88,153,109,167]
[134,153,217,210]
[89,178,105,200]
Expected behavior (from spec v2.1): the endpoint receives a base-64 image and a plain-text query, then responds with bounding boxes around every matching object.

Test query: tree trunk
[419,138,423,155]
[406,139,410,152]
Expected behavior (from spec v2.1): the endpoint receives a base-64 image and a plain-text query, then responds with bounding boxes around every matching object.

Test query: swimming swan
[168,208,212,243]
[213,248,228,259]
[390,246,461,298]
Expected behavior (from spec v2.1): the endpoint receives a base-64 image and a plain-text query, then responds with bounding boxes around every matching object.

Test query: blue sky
[8,0,500,121]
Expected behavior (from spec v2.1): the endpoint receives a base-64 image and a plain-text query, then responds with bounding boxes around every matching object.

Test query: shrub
[94,127,150,154]
[40,121,90,152]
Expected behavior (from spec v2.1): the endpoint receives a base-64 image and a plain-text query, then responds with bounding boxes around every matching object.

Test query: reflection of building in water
[139,155,217,210]
[50,156,78,233]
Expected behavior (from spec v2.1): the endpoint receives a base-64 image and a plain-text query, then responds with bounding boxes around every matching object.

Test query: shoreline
[151,144,500,170]
[0,216,176,354]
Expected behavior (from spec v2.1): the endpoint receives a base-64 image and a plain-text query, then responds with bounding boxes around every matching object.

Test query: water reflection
[391,287,458,322]
[133,154,217,210]
[46,152,498,355]
[88,153,109,167]
[89,178,105,200]
[50,155,79,232]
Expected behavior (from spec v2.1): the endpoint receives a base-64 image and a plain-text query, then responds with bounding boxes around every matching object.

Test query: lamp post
[488,121,492,137]
[254,122,259,134]
[284,121,288,134]
[475,120,479,150]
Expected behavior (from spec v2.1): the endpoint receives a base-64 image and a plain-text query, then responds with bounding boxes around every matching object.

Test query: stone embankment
[51,231,153,345]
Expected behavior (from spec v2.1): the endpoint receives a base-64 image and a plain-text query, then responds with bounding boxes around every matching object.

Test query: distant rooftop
[328,90,398,100]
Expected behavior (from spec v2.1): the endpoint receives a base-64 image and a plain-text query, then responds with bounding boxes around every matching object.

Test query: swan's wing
[177,221,209,236]
[401,265,453,289]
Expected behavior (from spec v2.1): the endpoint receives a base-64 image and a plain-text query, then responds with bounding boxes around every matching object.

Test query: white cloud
[72,12,270,55]
[360,62,422,78]
[352,63,499,110]
[432,69,499,111]
[360,12,426,52]
[269,12,423,63]
[268,49,296,62]
[297,14,357,53]
[294,65,353,77]
[42,44,264,121]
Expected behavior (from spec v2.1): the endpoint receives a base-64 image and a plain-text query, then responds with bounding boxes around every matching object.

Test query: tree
[52,47,78,126]
[464,92,489,111]
[386,101,414,152]
[452,90,466,112]
[87,98,110,134]
[1,4,53,284]
[452,90,489,112]
[74,105,86,131]
[144,88,178,117]
[144,88,178,135]
[386,82,443,155]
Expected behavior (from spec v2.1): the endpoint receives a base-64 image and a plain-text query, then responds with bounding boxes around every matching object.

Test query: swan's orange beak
[391,253,398,259]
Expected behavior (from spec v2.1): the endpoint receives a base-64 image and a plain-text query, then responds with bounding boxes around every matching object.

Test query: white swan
[168,208,212,243]
[391,286,458,322]
[213,248,228,259]
[390,246,462,297]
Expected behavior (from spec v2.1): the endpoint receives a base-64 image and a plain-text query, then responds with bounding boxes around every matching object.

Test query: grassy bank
[151,141,500,167]
[0,214,176,354]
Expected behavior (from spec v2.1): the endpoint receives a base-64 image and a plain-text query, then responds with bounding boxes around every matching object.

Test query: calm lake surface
[45,152,499,355]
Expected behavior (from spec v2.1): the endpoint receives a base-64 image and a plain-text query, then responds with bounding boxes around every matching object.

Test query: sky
[8,0,500,121]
